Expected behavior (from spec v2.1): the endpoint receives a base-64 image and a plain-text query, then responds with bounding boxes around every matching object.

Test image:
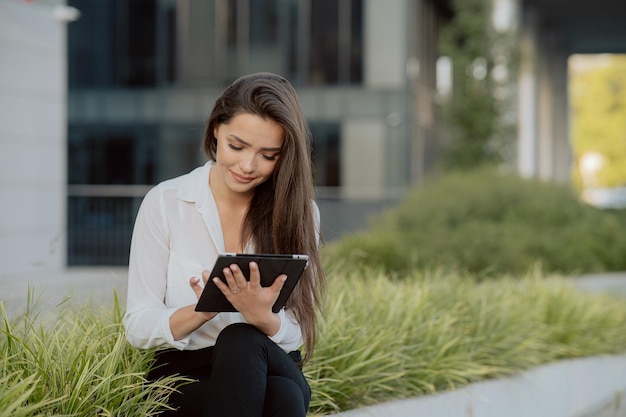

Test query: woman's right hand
[189,272,218,322]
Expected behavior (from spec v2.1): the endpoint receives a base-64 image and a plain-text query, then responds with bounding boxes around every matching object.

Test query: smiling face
[211,112,285,199]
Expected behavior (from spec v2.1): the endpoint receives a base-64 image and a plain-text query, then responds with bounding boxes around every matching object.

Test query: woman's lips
[231,171,255,183]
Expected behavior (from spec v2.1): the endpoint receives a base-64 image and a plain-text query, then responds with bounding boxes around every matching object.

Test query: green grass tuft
[0,291,190,417]
[304,270,626,414]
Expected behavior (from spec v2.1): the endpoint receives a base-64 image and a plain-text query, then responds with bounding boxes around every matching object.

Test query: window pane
[125,0,157,86]
[310,122,341,186]
[309,1,339,84]
[68,126,158,185]
[349,0,364,83]
[248,0,282,75]
[67,0,116,88]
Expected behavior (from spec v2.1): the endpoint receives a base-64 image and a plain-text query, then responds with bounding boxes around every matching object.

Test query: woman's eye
[228,144,243,151]
[263,154,278,161]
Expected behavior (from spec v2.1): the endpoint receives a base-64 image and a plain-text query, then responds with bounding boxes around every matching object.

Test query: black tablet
[195,253,309,313]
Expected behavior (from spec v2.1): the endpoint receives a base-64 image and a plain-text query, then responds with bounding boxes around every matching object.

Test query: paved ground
[572,273,626,417]
[2,268,626,417]
[0,267,129,317]
[579,390,626,417]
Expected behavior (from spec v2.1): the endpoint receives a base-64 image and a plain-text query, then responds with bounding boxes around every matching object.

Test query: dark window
[165,6,177,83]
[310,122,341,186]
[67,196,140,265]
[67,124,203,266]
[68,0,165,88]
[348,0,364,83]
[68,126,158,185]
[248,0,282,75]
[67,0,116,88]
[310,1,339,84]
[125,0,157,86]
[308,0,363,85]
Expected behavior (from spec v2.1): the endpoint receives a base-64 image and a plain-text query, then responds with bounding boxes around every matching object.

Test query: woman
[123,72,325,417]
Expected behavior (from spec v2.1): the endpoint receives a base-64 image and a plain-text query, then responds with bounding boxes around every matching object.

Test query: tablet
[195,253,309,313]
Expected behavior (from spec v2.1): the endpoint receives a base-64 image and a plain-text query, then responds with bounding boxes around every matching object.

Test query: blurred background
[1,0,625,276]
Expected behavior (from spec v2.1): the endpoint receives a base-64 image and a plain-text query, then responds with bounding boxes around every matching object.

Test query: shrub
[324,168,626,277]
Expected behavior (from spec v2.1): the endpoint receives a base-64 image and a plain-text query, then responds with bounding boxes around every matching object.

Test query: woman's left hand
[211,261,286,335]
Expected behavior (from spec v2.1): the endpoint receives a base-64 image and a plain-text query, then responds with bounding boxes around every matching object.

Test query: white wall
[0,1,68,275]
[341,119,386,199]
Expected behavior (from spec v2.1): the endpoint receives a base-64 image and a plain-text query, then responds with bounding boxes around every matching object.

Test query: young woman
[123,72,325,417]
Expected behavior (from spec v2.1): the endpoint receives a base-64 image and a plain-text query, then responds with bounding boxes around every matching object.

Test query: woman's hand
[190,273,219,321]
[212,261,286,336]
[169,274,218,341]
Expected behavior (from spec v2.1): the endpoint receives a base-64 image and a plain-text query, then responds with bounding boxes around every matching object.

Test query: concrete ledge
[326,355,626,417]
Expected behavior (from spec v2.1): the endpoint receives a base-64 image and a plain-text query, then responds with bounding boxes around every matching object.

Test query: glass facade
[67,0,363,89]
[67,0,364,265]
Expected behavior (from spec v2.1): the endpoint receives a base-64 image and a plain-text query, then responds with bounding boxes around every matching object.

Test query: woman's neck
[209,167,252,252]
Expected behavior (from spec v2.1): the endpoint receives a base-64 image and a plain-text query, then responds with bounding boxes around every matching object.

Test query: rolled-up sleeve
[268,308,304,352]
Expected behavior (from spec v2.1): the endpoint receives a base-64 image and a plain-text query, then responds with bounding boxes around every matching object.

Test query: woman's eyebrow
[229,135,282,152]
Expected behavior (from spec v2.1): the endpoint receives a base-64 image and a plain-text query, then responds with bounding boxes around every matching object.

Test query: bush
[324,168,626,277]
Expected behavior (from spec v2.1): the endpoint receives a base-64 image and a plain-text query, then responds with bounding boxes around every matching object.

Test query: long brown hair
[203,73,325,359]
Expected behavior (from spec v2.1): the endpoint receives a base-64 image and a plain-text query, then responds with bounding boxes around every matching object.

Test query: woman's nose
[240,153,256,173]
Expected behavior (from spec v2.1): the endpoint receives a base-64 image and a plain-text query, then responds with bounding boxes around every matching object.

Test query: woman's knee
[264,376,310,417]
[213,323,270,363]
[215,323,266,347]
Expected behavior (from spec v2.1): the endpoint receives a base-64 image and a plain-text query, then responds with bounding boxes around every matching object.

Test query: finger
[222,267,242,293]
[270,274,288,293]
[248,261,261,288]
[201,270,211,286]
[189,276,204,299]
[228,263,248,289]
[212,275,232,294]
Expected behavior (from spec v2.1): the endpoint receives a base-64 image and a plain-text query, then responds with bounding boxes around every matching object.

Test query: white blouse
[123,161,318,352]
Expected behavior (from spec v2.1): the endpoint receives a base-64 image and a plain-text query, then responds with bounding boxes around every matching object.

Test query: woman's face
[212,112,285,198]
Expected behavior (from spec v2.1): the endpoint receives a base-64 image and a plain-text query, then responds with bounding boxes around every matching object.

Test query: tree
[570,54,626,188]
[438,0,517,170]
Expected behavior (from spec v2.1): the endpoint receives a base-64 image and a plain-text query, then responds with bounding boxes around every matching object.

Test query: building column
[0,1,69,275]
[517,5,539,178]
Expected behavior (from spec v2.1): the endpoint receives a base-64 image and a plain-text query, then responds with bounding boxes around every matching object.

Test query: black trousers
[148,323,311,417]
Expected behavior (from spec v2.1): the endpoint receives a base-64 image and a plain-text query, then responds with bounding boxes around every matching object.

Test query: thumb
[271,274,288,293]
[189,276,204,299]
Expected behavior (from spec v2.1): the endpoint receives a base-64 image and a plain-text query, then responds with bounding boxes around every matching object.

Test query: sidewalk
[0,267,128,317]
